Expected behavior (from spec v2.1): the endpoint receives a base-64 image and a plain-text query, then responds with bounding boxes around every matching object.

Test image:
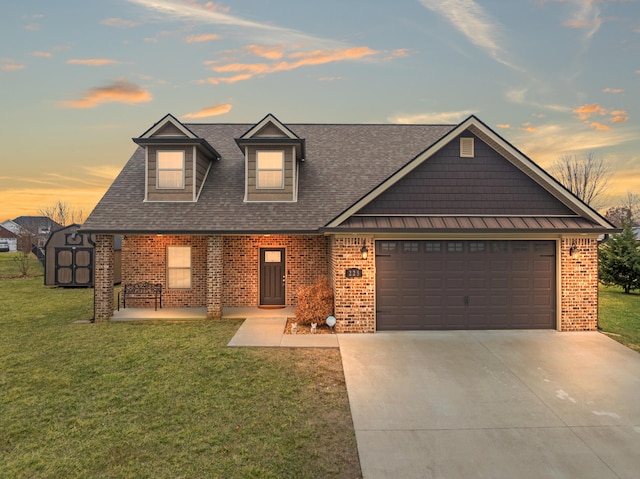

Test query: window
[469,242,486,253]
[378,242,397,253]
[403,242,419,253]
[425,241,441,252]
[447,242,463,253]
[157,151,185,189]
[167,246,191,289]
[256,151,284,189]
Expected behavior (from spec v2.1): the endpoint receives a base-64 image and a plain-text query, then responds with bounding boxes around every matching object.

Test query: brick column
[560,237,598,331]
[93,234,114,322]
[329,235,375,333]
[207,235,223,319]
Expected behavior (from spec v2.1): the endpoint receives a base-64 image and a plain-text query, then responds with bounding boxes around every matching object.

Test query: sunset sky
[1,0,639,221]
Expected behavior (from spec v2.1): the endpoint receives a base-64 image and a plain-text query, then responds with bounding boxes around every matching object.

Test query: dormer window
[256,150,284,189]
[157,151,185,189]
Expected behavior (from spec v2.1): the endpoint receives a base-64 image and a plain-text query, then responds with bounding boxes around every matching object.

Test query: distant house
[0,226,18,252]
[83,113,617,331]
[13,216,62,248]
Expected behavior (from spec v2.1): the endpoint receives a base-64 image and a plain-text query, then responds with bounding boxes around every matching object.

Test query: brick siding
[93,235,114,321]
[560,237,598,331]
[329,236,376,333]
[222,235,328,307]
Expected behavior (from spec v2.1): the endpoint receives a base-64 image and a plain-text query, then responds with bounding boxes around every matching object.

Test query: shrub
[295,276,334,326]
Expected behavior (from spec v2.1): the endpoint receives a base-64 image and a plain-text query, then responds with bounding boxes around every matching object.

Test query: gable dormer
[236,114,305,202]
[133,114,220,202]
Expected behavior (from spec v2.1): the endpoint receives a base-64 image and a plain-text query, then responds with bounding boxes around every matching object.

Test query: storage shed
[44,224,121,287]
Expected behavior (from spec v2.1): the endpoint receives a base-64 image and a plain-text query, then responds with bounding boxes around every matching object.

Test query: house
[0,225,18,252]
[43,224,122,287]
[82,113,616,332]
[12,216,62,248]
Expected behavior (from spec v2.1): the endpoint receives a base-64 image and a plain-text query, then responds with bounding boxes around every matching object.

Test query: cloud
[185,33,221,43]
[32,51,52,58]
[207,46,379,83]
[24,23,40,31]
[573,104,607,121]
[101,17,140,28]
[246,44,285,60]
[505,87,571,113]
[1,59,25,71]
[60,79,152,109]
[560,0,602,39]
[182,103,232,119]
[496,124,511,129]
[590,122,611,131]
[603,87,623,94]
[67,58,121,66]
[610,115,628,124]
[388,110,477,124]
[418,0,518,70]
[127,0,339,47]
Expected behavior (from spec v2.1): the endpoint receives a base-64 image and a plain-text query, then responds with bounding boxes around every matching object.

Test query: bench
[118,282,163,311]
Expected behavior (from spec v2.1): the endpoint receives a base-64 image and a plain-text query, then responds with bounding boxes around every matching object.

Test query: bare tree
[605,192,640,227]
[550,152,612,208]
[39,200,84,227]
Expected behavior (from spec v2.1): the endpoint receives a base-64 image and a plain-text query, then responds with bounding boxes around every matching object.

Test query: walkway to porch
[108,306,338,348]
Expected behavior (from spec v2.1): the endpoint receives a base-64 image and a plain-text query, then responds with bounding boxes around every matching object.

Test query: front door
[260,248,286,306]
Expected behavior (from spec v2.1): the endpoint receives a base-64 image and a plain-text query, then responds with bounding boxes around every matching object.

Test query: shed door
[376,240,555,330]
[260,248,285,306]
[55,247,93,286]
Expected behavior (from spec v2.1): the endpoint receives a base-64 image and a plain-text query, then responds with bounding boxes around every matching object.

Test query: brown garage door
[376,240,556,330]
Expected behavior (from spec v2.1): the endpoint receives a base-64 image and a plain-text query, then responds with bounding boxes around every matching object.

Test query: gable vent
[460,137,474,158]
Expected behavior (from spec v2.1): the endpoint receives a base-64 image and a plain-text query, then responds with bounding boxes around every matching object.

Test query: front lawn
[0,256,361,478]
[598,284,640,352]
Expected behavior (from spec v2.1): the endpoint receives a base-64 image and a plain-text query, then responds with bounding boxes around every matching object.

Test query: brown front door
[260,248,285,306]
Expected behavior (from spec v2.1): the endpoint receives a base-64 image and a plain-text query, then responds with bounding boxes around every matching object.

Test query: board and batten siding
[245,145,296,202]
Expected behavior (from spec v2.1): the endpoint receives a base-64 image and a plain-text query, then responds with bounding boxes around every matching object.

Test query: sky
[1,0,639,221]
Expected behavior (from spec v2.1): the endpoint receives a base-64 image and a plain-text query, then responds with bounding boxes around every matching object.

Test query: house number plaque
[345,268,363,278]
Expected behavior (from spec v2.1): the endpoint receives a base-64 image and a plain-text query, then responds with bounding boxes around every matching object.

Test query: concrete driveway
[338,331,640,479]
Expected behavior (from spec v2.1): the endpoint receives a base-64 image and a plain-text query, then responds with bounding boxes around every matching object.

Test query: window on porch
[167,246,191,289]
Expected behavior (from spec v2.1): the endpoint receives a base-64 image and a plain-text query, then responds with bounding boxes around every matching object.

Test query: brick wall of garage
[560,237,598,331]
[329,236,376,333]
[222,235,328,307]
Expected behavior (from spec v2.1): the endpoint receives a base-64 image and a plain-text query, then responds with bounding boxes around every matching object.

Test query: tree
[550,152,612,208]
[39,200,84,227]
[599,221,640,294]
[604,192,640,227]
[13,228,35,277]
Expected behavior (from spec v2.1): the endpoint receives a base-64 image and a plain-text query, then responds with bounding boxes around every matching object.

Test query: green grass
[598,284,640,352]
[0,253,361,478]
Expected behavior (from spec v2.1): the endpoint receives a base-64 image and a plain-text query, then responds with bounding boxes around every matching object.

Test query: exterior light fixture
[569,243,578,259]
[360,243,368,260]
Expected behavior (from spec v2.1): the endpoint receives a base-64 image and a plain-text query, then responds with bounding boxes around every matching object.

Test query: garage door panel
[376,240,555,330]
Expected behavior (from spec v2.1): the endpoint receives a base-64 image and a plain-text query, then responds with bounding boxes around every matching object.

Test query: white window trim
[167,245,191,289]
[157,150,186,189]
[256,150,285,189]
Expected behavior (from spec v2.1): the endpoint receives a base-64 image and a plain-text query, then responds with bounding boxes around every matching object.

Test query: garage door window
[379,242,397,253]
[425,241,441,252]
[447,242,463,253]
[491,241,508,253]
[469,242,486,253]
[403,242,419,253]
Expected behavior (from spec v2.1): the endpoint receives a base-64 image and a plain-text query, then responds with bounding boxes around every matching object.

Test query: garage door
[376,240,556,330]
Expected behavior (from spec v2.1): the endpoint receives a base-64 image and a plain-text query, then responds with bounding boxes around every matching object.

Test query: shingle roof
[82,123,456,234]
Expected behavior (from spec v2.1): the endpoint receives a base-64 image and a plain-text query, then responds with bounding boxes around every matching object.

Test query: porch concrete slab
[338,330,640,479]
[227,317,287,347]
